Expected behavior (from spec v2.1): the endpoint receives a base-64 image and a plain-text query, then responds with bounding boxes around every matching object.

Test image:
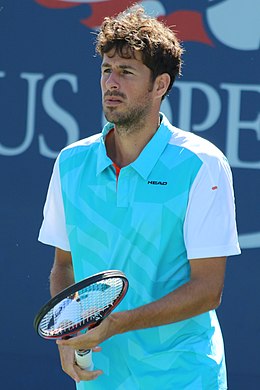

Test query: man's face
[101,49,155,128]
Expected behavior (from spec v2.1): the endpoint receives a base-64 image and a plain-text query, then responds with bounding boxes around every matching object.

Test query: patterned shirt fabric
[39,113,240,389]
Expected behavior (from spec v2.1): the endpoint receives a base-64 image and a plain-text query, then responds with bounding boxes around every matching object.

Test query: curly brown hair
[95,6,183,97]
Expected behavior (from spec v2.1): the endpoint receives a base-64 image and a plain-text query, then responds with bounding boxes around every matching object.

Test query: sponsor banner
[0,1,259,388]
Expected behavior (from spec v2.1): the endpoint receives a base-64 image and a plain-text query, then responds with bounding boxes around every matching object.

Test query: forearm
[110,277,222,335]
[56,257,226,352]
[50,248,75,297]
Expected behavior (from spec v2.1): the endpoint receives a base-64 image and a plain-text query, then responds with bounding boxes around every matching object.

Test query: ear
[154,73,171,99]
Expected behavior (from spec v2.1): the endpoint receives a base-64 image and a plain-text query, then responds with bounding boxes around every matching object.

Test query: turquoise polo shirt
[59,115,203,286]
[39,113,241,389]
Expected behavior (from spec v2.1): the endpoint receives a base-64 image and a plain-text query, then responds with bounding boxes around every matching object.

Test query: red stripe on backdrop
[81,0,139,28]
[35,0,81,8]
[158,11,214,46]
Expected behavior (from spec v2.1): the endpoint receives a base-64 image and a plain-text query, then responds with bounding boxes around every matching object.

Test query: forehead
[101,49,144,68]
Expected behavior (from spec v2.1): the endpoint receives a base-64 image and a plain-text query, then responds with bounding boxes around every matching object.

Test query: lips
[104,97,123,106]
[104,92,125,106]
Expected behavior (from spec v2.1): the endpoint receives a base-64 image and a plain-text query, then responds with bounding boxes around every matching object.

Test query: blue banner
[1,1,259,388]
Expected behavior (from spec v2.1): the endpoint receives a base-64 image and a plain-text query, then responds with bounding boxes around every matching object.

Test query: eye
[122,69,133,75]
[102,68,112,74]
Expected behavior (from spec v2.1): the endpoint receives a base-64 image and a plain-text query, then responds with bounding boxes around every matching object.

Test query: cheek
[100,73,108,85]
[134,85,153,101]
[100,78,106,95]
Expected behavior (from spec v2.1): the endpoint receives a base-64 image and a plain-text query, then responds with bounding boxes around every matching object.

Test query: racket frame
[33,270,129,340]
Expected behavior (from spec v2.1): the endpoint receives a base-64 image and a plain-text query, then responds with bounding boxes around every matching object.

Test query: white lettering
[239,232,260,249]
[221,83,260,169]
[0,72,44,156]
[174,81,221,132]
[40,73,79,158]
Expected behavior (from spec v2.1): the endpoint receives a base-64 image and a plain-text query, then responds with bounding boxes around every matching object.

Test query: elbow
[209,290,223,311]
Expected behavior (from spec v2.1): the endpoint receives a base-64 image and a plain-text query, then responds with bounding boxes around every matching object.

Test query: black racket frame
[33,270,129,339]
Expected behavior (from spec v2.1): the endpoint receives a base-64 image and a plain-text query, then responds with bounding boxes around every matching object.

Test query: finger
[58,345,81,383]
[58,344,103,383]
[65,366,81,383]
[57,332,101,350]
[75,365,103,381]
[57,333,89,348]
[92,346,102,352]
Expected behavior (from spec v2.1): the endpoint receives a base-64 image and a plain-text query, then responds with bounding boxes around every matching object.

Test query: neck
[106,114,161,167]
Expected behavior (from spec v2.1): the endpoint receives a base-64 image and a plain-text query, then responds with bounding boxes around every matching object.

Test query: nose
[105,71,120,90]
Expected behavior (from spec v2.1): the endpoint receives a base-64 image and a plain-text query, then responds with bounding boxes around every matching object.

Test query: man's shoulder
[59,133,102,159]
[169,125,225,164]
[63,133,102,151]
[161,114,224,163]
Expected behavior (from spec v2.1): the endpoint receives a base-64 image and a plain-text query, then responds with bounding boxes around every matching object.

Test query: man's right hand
[57,344,103,383]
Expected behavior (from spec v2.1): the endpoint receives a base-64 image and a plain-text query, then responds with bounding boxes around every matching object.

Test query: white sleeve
[184,155,241,259]
[38,156,71,251]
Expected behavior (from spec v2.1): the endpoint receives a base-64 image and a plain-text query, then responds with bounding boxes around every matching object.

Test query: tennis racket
[34,270,129,370]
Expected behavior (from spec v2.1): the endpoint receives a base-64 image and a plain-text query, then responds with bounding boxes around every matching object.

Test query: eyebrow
[101,62,137,71]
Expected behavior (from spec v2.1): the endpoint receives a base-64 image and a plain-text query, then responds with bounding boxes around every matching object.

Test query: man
[39,6,241,389]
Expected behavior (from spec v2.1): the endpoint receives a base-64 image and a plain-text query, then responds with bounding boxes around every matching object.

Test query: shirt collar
[96,122,114,175]
[131,113,173,179]
[96,113,173,179]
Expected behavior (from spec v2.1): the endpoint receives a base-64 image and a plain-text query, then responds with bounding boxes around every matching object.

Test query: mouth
[104,97,123,107]
[104,92,125,107]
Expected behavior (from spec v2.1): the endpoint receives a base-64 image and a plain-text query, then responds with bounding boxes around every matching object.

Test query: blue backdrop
[1,1,259,389]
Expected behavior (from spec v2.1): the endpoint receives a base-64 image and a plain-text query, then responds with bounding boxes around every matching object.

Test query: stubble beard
[104,103,151,135]
[103,85,154,135]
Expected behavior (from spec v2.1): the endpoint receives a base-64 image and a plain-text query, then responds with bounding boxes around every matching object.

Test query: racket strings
[39,277,124,338]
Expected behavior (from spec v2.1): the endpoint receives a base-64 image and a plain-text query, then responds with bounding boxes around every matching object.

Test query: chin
[104,110,120,124]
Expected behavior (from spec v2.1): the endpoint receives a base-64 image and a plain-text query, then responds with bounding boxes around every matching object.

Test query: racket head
[34,270,128,340]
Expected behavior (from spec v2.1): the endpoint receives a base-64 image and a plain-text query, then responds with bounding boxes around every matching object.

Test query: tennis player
[39,6,241,389]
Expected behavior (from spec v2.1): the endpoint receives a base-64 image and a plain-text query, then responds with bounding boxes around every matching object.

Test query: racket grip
[75,349,94,371]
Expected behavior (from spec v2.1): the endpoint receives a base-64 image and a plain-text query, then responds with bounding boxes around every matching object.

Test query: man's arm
[57,256,226,349]
[112,256,226,332]
[50,248,75,297]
